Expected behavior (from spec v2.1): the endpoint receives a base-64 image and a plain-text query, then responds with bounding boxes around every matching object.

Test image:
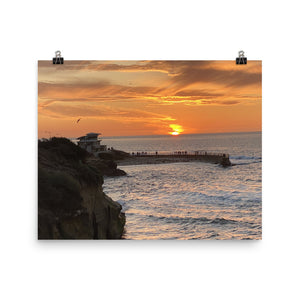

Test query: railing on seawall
[129,151,229,158]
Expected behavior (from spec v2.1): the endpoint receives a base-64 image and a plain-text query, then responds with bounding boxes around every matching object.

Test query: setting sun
[169,124,184,136]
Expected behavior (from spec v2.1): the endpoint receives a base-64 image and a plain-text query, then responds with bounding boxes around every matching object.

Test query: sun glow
[168,124,184,136]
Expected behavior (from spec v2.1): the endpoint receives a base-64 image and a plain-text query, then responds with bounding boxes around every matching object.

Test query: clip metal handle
[236,50,247,65]
[53,50,64,64]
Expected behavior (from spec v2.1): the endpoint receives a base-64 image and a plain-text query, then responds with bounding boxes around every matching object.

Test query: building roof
[77,132,102,140]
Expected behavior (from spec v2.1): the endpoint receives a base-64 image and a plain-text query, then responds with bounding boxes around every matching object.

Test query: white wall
[0,1,299,300]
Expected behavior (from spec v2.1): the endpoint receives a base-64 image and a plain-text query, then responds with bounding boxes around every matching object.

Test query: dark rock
[98,149,130,161]
[38,137,126,239]
[220,157,232,167]
[87,158,127,177]
[111,168,127,176]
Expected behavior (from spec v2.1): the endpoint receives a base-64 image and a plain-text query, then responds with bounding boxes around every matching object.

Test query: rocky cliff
[38,138,126,239]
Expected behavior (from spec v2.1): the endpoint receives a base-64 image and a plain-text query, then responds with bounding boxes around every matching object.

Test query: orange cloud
[38,60,261,138]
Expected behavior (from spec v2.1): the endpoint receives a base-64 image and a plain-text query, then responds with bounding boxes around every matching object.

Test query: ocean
[102,132,262,240]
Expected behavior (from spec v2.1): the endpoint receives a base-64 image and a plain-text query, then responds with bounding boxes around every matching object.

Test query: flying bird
[76,118,82,123]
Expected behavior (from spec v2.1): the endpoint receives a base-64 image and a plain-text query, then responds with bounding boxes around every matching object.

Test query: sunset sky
[38,60,261,138]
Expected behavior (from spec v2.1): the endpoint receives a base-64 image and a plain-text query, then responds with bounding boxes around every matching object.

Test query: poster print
[38,60,262,240]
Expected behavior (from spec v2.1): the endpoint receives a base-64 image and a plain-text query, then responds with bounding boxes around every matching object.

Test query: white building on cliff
[77,132,107,155]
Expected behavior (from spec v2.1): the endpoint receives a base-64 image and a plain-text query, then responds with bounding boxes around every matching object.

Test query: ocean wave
[230,155,262,166]
[209,217,237,225]
[205,232,220,239]
[147,214,238,225]
[230,155,262,160]
[232,161,262,166]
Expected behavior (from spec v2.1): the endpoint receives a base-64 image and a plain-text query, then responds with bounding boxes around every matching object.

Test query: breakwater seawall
[117,151,232,167]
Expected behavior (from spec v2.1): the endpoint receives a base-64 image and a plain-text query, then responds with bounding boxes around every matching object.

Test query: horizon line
[67,130,262,140]
[39,130,262,140]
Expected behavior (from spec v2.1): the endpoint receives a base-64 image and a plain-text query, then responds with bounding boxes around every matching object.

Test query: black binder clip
[236,50,247,65]
[53,50,64,64]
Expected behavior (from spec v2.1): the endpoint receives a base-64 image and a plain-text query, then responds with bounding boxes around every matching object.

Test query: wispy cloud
[38,60,261,137]
[38,60,261,109]
[39,102,175,124]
